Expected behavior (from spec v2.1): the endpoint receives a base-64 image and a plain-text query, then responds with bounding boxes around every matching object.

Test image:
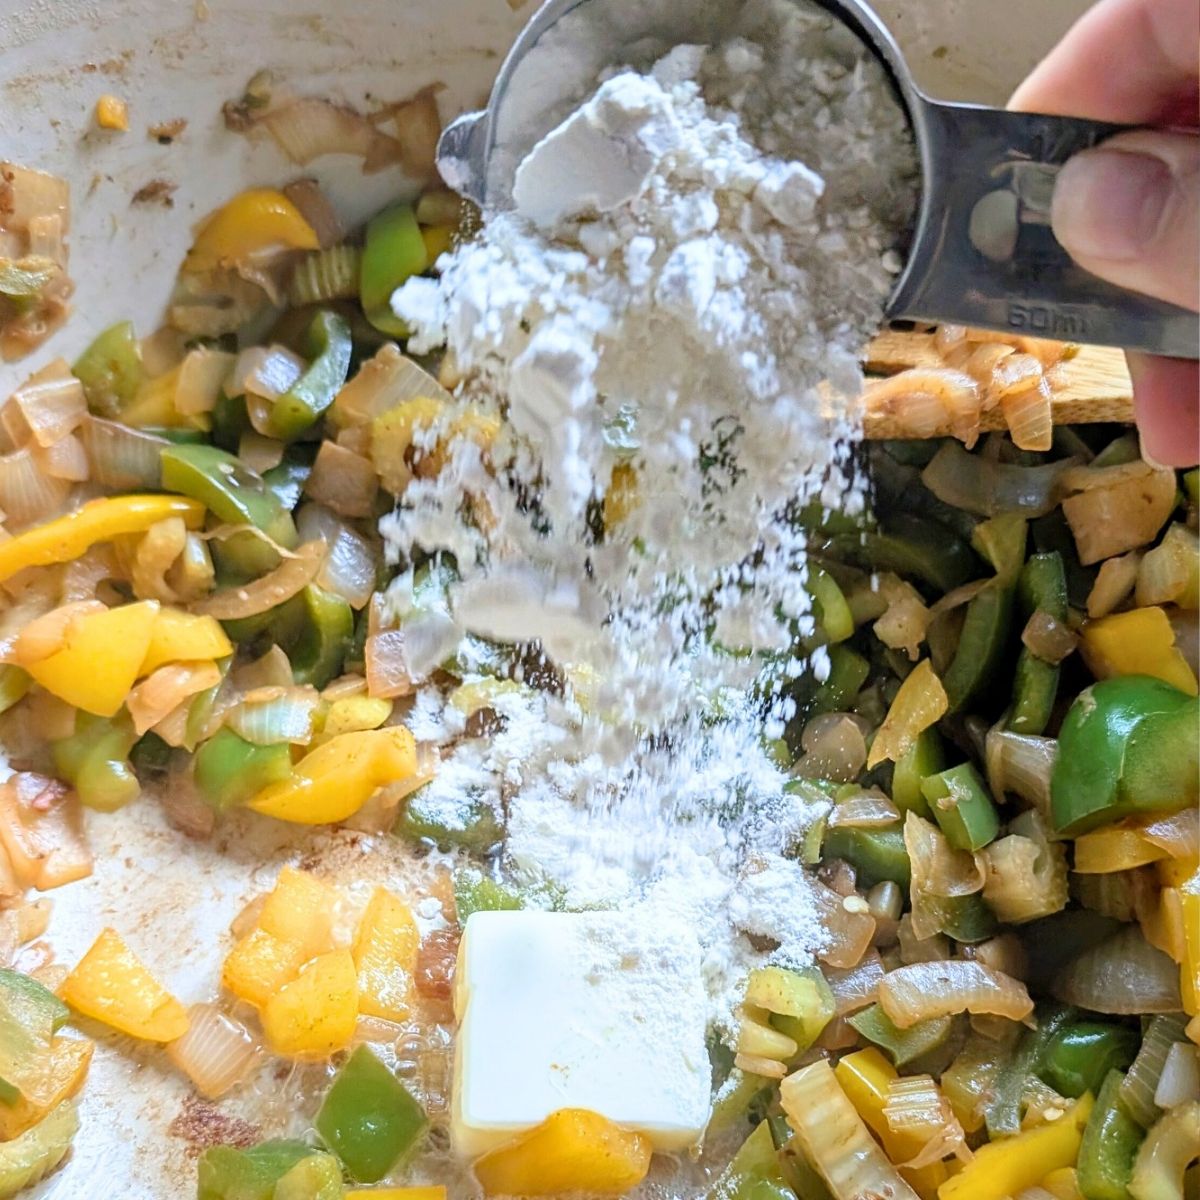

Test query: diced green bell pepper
[273,1153,343,1200]
[0,969,69,1105]
[848,1004,954,1068]
[289,585,353,689]
[0,667,29,717]
[360,204,428,337]
[52,712,140,812]
[1008,551,1068,736]
[315,1044,427,1183]
[262,310,352,441]
[1077,1070,1144,1200]
[932,892,998,944]
[161,443,298,549]
[920,762,1000,852]
[890,726,943,819]
[984,1005,1074,1138]
[210,391,250,454]
[970,513,1028,584]
[1050,675,1200,834]
[453,870,524,920]
[130,731,172,780]
[806,566,853,645]
[262,453,313,512]
[1038,1021,1139,1100]
[73,320,144,417]
[193,729,293,813]
[397,786,503,856]
[822,821,910,889]
[825,513,979,595]
[1184,468,1198,508]
[940,580,1015,713]
[706,1120,792,1200]
[196,1140,323,1200]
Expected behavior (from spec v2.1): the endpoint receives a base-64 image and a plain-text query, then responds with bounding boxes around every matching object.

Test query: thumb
[1051,129,1199,313]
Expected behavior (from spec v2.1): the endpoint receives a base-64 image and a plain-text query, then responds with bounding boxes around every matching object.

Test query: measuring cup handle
[889,101,1199,360]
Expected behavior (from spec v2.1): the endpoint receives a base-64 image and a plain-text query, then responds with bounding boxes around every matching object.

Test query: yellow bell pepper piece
[421,224,456,263]
[185,189,320,274]
[261,949,358,1058]
[247,726,418,825]
[95,94,129,131]
[937,1093,1094,1200]
[1159,855,1200,887]
[1140,886,1186,962]
[370,397,447,493]
[354,887,418,1022]
[62,928,189,1042]
[472,1109,653,1197]
[257,867,337,962]
[140,609,232,675]
[834,1048,951,1199]
[1041,1168,1085,1200]
[222,929,307,1010]
[1073,825,1169,873]
[24,600,160,717]
[604,462,640,531]
[0,495,205,584]
[0,1035,92,1140]
[321,697,393,739]
[347,1191,447,1200]
[1079,606,1198,695]
[1180,888,1199,1016]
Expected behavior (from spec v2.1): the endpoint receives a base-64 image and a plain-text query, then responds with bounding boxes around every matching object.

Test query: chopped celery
[315,1045,427,1182]
[706,1120,791,1199]
[920,762,1000,851]
[745,965,835,1053]
[847,1004,953,1068]
[822,821,910,889]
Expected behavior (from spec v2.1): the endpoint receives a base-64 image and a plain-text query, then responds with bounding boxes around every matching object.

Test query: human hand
[1011,0,1199,466]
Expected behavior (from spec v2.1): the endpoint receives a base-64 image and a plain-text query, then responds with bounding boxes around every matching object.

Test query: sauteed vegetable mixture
[0,96,1197,1200]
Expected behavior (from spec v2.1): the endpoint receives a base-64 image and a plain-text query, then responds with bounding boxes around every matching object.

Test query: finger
[1010,0,1199,125]
[1050,129,1200,312]
[1128,353,1200,467]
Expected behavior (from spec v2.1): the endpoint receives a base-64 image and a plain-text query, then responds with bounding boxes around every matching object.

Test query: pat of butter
[452,909,711,1159]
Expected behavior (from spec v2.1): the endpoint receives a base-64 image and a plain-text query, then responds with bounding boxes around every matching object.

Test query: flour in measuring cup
[388,0,917,1034]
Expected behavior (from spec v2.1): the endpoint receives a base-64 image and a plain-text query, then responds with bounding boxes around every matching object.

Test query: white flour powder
[389,0,916,1036]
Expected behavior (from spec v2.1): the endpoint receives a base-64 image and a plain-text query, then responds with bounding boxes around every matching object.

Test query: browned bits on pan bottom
[415,926,460,1008]
[167,1095,261,1157]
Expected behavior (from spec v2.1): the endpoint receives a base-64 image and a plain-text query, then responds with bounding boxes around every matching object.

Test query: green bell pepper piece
[193,729,293,813]
[934,892,998,944]
[890,726,943,818]
[984,1005,1074,1138]
[806,566,853,645]
[397,786,503,856]
[794,643,870,721]
[315,1044,427,1183]
[210,391,251,454]
[970,513,1028,583]
[454,870,524,919]
[196,1140,320,1200]
[73,320,144,417]
[360,204,428,337]
[130,731,172,780]
[289,586,353,689]
[262,454,313,512]
[0,970,69,1105]
[941,581,1016,713]
[161,444,298,548]
[1050,675,1200,834]
[920,762,1000,851]
[822,821,910,889]
[825,513,979,594]
[262,310,352,441]
[1077,1070,1144,1200]
[848,1004,954,1068]
[706,1120,792,1200]
[0,1101,79,1199]
[273,1153,343,1200]
[52,712,140,812]
[1038,1021,1139,1100]
[1008,551,1068,736]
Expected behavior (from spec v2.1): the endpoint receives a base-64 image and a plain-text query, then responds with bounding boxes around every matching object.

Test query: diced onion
[781,1060,921,1200]
[980,811,1068,925]
[194,541,325,619]
[828,789,900,829]
[166,1003,262,1100]
[823,949,884,1015]
[1060,461,1177,565]
[230,344,306,403]
[331,344,453,430]
[304,440,379,519]
[261,98,403,173]
[1021,610,1077,664]
[1154,1042,1200,1109]
[232,645,294,692]
[238,431,284,475]
[878,960,1033,1028]
[32,433,87,482]
[296,504,377,610]
[797,713,869,784]
[814,880,876,970]
[225,686,319,745]
[127,662,222,736]
[1128,1101,1200,1200]
[1000,375,1053,453]
[867,659,947,769]
[175,347,235,415]
[80,416,169,489]
[865,369,982,446]
[0,444,71,526]
[1053,925,1183,1015]
[922,441,1077,518]
[282,179,343,249]
[11,601,105,667]
[984,728,1055,819]
[873,576,930,661]
[4,359,85,447]
[905,812,985,941]
[388,88,442,180]
[0,163,70,234]
[132,517,189,603]
[1138,808,1199,860]
[1136,523,1199,609]
[0,772,93,890]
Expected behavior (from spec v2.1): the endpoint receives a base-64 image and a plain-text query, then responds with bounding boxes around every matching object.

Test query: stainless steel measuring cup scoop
[437,0,1199,361]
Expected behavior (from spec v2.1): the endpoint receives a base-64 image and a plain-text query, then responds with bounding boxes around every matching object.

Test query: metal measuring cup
[437,0,1198,360]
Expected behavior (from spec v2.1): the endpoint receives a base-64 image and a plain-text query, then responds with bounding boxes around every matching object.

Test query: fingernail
[1052,148,1172,261]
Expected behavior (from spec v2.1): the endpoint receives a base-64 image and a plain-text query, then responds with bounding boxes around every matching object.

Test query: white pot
[0,1,1093,1195]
